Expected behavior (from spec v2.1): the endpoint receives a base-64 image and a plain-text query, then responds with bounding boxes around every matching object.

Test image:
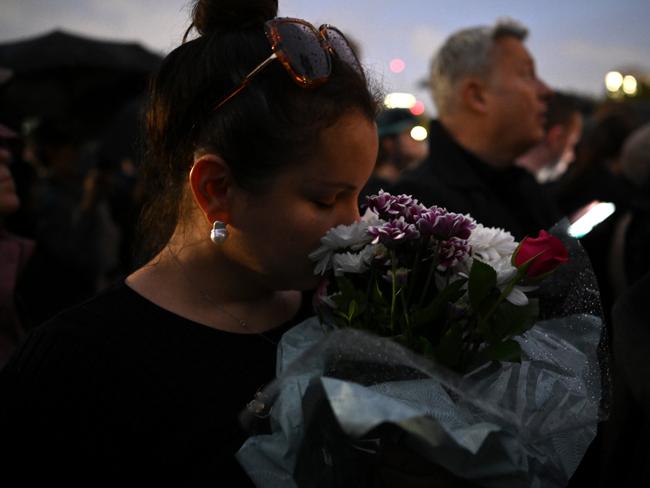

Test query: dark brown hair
[136,0,379,263]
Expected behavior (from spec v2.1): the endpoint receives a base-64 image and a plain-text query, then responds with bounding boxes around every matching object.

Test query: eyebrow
[304,179,357,191]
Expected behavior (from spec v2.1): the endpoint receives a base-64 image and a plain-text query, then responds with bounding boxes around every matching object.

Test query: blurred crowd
[1,18,649,486]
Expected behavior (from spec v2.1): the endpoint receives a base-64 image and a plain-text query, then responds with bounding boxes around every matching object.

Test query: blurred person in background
[516,91,585,183]
[16,118,120,327]
[392,18,559,240]
[96,96,147,275]
[0,124,33,368]
[551,102,641,217]
[362,108,428,198]
[551,103,644,329]
[608,123,650,295]
[599,266,650,487]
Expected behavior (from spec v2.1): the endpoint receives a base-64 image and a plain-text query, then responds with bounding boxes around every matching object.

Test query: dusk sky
[2,0,648,115]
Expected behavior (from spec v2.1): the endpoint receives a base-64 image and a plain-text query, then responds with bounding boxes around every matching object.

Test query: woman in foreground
[0,0,378,483]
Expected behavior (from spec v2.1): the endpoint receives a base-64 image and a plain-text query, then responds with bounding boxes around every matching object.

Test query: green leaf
[410,278,466,329]
[371,276,384,302]
[433,321,465,370]
[348,300,358,321]
[332,293,348,310]
[468,260,497,309]
[488,298,539,341]
[415,335,435,359]
[480,339,522,362]
[336,276,357,298]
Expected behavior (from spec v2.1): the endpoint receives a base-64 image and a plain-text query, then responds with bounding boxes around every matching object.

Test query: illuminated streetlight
[410,126,428,141]
[622,75,638,95]
[384,92,416,109]
[605,71,623,92]
[389,58,406,73]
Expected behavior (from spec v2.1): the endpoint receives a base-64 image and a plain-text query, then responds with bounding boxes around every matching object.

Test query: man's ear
[189,153,234,225]
[546,125,566,152]
[460,77,489,115]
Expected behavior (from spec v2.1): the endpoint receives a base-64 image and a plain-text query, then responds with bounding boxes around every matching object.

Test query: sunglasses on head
[213,17,364,111]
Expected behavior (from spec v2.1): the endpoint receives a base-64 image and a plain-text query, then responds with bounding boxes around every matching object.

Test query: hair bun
[190,0,278,36]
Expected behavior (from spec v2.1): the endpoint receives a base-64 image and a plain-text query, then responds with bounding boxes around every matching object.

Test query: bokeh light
[410,126,428,141]
[384,92,416,109]
[605,71,623,92]
[622,75,638,95]
[410,100,425,116]
[389,58,406,73]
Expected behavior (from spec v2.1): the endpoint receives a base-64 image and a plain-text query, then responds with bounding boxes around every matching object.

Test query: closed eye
[313,200,336,209]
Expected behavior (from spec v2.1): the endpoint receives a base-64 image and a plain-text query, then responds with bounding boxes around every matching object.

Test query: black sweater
[0,282,312,485]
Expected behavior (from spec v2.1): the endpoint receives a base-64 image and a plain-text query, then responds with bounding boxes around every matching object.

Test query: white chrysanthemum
[468,224,518,263]
[331,244,379,276]
[458,224,535,306]
[309,209,385,275]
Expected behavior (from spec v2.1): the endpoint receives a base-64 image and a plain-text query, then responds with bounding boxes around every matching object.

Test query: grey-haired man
[393,19,561,239]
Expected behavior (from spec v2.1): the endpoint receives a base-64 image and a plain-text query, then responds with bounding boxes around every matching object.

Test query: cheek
[278,213,333,253]
[250,205,317,259]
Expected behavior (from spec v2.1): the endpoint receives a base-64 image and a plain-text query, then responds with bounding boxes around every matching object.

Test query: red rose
[512,230,569,279]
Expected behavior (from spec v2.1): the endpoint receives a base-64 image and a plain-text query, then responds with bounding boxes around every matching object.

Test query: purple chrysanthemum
[368,218,420,246]
[364,190,395,218]
[400,201,428,224]
[417,210,476,240]
[364,191,424,223]
[437,237,470,269]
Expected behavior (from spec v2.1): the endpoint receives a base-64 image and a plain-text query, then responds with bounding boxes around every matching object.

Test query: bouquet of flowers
[309,190,569,373]
[237,192,607,488]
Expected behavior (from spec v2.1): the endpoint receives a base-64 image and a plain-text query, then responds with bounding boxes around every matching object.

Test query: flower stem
[477,267,527,331]
[365,267,376,330]
[405,241,424,308]
[390,250,397,331]
[418,249,438,306]
[400,290,412,344]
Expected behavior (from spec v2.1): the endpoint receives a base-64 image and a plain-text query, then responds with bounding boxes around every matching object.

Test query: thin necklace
[197,288,279,346]
[168,250,278,345]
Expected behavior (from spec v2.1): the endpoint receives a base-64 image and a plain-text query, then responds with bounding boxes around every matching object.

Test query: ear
[189,153,234,225]
[460,77,489,115]
[546,125,566,152]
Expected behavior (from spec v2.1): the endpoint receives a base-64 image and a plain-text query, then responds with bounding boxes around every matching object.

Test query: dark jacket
[391,120,562,240]
[597,270,650,486]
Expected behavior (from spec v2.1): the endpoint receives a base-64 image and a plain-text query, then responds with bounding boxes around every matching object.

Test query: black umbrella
[0,29,162,138]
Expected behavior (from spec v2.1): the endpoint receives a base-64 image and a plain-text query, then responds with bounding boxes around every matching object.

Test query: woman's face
[225,110,378,290]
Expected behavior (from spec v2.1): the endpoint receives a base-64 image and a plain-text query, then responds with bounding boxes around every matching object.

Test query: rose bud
[512,230,569,279]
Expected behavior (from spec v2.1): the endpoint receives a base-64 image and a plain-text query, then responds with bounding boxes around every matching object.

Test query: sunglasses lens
[274,22,330,83]
[324,27,364,78]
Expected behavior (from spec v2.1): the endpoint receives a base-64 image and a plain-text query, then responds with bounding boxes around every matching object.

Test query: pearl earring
[210,220,228,244]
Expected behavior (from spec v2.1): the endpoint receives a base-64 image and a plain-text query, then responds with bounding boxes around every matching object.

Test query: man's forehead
[493,36,534,65]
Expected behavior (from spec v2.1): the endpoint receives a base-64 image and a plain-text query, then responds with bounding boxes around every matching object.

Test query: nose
[337,196,362,227]
[537,77,552,101]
